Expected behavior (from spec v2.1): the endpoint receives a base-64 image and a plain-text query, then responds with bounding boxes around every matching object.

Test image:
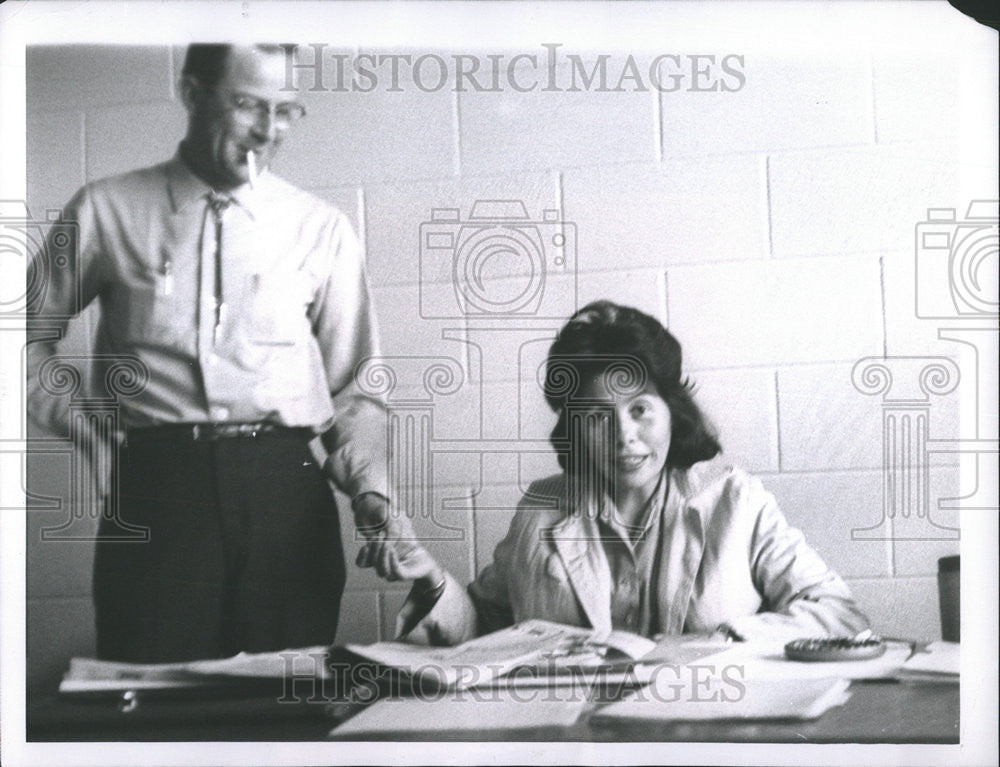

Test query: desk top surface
[28,679,959,743]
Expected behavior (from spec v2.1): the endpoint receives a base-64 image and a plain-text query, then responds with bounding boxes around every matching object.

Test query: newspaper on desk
[342,619,656,690]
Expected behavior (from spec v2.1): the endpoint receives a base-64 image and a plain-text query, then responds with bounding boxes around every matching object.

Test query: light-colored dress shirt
[27,152,387,499]
[397,457,870,644]
[591,469,679,636]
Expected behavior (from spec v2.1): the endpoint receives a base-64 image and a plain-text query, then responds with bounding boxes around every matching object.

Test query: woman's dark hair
[544,300,721,471]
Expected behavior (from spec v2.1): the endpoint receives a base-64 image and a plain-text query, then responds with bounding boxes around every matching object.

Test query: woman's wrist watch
[415,569,447,602]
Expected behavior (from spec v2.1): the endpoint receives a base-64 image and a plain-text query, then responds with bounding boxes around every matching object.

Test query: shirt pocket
[120,274,188,350]
[246,272,313,346]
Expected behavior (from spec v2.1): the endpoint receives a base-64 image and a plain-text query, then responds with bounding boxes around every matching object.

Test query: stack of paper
[330,685,591,736]
[595,674,851,722]
[58,646,330,694]
[897,641,959,683]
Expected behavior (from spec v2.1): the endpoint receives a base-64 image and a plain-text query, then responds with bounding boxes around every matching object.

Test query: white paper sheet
[689,640,913,681]
[330,685,590,736]
[897,641,959,682]
[595,676,852,722]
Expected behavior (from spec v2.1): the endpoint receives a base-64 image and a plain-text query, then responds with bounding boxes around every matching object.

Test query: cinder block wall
[24,39,992,690]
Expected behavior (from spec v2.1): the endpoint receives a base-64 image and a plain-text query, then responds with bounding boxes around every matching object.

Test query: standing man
[27,44,392,662]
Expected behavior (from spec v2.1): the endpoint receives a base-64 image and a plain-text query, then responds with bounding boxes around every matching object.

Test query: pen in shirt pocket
[162,257,174,296]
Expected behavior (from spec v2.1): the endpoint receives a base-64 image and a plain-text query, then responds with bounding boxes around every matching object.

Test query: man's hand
[352,493,443,584]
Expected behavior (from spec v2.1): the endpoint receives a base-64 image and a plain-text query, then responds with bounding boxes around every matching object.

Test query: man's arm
[308,210,390,516]
[25,189,105,440]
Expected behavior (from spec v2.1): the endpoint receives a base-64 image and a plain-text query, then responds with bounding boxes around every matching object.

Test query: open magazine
[341,619,657,690]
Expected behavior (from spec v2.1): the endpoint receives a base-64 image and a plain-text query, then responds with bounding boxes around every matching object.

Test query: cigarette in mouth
[246,150,257,189]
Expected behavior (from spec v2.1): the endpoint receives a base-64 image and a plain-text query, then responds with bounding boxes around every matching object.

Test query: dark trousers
[94,431,345,662]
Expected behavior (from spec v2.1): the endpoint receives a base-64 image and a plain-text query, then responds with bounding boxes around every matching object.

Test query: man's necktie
[207,193,231,343]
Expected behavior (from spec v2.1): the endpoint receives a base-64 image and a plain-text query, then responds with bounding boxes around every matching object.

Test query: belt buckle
[192,424,202,441]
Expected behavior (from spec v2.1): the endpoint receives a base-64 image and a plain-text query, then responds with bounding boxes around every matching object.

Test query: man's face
[183,46,298,190]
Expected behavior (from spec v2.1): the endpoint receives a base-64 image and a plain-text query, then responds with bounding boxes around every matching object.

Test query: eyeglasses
[200,83,306,129]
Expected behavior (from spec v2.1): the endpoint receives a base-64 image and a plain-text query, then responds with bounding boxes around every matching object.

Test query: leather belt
[125,422,315,443]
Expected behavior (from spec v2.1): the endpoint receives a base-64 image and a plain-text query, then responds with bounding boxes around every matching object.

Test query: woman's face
[575,373,672,501]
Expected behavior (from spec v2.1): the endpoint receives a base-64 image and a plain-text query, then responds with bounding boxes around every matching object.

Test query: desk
[27,680,958,743]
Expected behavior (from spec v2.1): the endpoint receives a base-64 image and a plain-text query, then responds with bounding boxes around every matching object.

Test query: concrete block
[27,507,97,599]
[778,363,883,471]
[389,381,479,442]
[85,102,186,181]
[564,158,766,272]
[371,283,468,370]
[426,451,483,492]
[410,503,476,584]
[364,173,561,288]
[27,596,95,693]
[892,465,961,577]
[769,143,960,258]
[270,85,456,187]
[518,450,562,483]
[574,269,667,325]
[660,52,872,157]
[463,322,561,384]
[336,590,381,645]
[885,204,1000,354]
[472,485,523,574]
[25,446,72,506]
[379,588,412,641]
[883,247,945,356]
[509,332,560,392]
[690,367,779,473]
[666,256,883,369]
[763,470,891,579]
[308,187,364,243]
[458,75,658,175]
[27,111,85,214]
[873,53,959,143]
[27,45,174,112]
[779,360,960,472]
[845,576,942,643]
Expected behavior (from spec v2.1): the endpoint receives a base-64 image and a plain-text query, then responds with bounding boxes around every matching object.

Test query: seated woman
[359,301,870,644]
